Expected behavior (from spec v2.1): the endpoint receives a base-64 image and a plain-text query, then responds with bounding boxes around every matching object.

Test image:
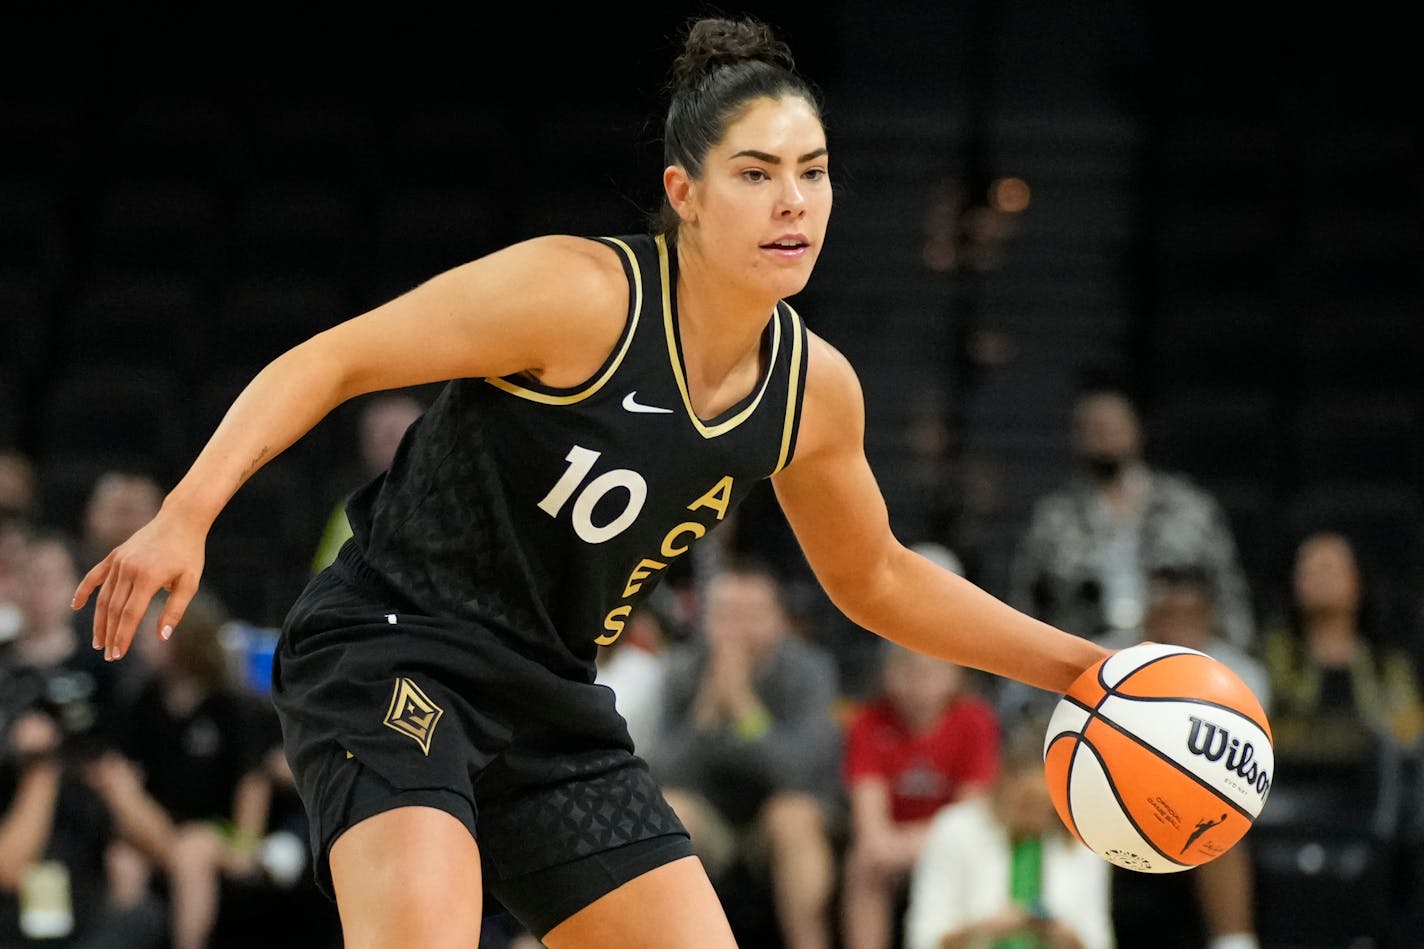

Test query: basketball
[1042,642,1273,873]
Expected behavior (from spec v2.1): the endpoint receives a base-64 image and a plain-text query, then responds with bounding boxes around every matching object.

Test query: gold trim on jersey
[656,232,781,438]
[485,236,643,404]
[773,302,806,474]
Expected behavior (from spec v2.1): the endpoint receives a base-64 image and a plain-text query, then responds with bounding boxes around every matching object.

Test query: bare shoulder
[456,234,630,384]
[539,233,628,273]
[792,330,867,462]
[484,234,628,310]
[803,331,861,396]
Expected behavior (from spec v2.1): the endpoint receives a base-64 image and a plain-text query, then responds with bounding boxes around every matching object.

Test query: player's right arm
[74,235,629,661]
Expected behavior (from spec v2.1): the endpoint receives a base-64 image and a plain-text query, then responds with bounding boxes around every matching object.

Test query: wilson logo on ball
[1184,715,1272,797]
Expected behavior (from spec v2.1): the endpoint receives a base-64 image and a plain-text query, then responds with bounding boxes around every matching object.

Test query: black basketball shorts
[270,563,693,937]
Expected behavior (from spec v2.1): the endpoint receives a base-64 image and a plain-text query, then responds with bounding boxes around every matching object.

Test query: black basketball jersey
[342,232,810,682]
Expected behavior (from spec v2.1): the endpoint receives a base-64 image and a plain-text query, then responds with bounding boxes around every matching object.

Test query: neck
[897,700,950,735]
[1302,610,1360,666]
[679,237,778,335]
[674,240,779,410]
[1097,462,1146,510]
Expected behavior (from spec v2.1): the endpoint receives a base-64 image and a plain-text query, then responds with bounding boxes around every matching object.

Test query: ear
[663,165,696,224]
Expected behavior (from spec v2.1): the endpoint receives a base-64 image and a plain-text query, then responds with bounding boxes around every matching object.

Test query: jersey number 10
[537,445,648,544]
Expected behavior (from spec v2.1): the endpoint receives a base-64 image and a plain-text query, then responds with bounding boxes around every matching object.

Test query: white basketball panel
[1095,695,1273,818]
[1098,642,1207,688]
[1043,696,1093,758]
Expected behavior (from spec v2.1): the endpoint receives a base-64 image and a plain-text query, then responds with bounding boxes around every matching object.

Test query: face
[1293,533,1360,614]
[0,520,29,598]
[1142,581,1214,650]
[996,762,1058,837]
[1071,392,1141,465]
[882,648,964,720]
[84,473,162,554]
[703,570,786,655]
[668,95,831,300]
[20,538,78,633]
[0,455,36,518]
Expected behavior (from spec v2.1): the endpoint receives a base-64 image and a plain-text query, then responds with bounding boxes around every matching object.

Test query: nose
[777,178,806,218]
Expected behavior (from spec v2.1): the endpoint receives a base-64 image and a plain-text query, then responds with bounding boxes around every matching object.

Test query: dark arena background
[2,3,1420,948]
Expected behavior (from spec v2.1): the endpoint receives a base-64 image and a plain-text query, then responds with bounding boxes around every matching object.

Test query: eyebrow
[729,147,829,164]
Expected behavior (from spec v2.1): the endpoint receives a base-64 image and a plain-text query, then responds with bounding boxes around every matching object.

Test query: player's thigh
[541,855,738,949]
[329,805,483,949]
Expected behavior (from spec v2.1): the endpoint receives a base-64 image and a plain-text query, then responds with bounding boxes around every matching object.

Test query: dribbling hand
[71,510,206,662]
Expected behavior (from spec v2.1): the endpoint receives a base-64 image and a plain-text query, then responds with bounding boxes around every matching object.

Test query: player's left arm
[771,333,1110,695]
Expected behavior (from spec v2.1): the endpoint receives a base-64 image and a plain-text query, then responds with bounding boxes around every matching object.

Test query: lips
[760,234,811,250]
[757,236,814,250]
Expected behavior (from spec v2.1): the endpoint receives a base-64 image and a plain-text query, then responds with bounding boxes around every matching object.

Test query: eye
[742,168,770,182]
[803,167,827,181]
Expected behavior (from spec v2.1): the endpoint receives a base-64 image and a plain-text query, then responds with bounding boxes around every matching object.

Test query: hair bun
[671,16,794,87]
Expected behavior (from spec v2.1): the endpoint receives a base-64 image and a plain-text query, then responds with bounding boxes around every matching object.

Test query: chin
[775,277,813,300]
[770,264,818,299]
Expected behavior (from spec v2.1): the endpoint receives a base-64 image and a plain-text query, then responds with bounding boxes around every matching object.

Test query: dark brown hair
[653,15,824,235]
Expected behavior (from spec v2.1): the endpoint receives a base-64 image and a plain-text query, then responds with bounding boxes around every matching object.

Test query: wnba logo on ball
[1185,715,1271,796]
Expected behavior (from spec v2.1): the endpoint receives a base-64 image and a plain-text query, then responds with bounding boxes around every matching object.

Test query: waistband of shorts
[331,538,411,607]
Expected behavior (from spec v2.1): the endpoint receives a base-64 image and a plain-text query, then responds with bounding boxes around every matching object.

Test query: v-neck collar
[656,232,781,439]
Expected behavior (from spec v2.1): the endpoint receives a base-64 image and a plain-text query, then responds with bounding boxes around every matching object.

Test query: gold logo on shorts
[383,677,443,756]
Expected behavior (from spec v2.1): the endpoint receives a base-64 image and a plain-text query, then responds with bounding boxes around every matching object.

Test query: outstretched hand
[71,510,206,662]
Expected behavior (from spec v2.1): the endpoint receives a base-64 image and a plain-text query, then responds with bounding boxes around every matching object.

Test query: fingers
[99,576,139,661]
[90,563,173,662]
[157,579,198,643]
[71,558,109,611]
[92,571,131,654]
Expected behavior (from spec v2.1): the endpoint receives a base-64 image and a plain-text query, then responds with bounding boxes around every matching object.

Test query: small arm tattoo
[239,446,271,482]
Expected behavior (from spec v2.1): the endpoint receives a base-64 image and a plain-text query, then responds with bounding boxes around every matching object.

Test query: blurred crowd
[4,377,1423,949]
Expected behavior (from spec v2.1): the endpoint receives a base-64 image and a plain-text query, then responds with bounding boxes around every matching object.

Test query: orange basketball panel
[1065,671,1110,709]
[1111,654,1269,732]
[1083,716,1251,865]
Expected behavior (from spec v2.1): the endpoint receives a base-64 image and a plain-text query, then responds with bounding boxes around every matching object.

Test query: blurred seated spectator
[1,529,123,761]
[903,711,1114,949]
[1253,530,1424,944]
[0,448,39,643]
[1262,530,1424,763]
[231,710,343,948]
[71,468,165,701]
[85,590,277,949]
[651,557,844,949]
[0,526,164,947]
[310,391,425,573]
[0,449,39,525]
[78,469,163,570]
[1005,382,1256,658]
[0,524,32,649]
[1104,564,1268,949]
[839,638,1000,949]
[1104,563,1271,715]
[0,709,165,948]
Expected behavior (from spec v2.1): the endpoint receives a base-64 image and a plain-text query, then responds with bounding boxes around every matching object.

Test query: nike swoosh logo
[622,391,674,414]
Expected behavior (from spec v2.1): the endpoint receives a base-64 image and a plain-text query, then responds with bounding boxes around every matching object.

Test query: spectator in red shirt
[839,638,1001,949]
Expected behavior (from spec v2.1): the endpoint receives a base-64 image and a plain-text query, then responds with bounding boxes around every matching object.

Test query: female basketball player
[74,16,1111,948]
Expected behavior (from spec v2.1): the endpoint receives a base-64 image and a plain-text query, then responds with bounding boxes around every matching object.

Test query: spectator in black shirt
[88,590,273,949]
